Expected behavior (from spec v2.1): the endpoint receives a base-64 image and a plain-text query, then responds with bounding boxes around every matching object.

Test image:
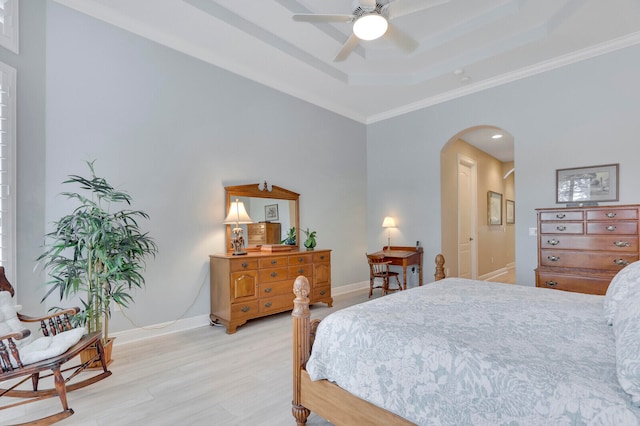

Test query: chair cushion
[19,326,86,366]
[1,290,86,367]
[0,290,33,348]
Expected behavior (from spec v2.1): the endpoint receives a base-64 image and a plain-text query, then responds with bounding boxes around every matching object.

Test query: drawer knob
[264,287,272,293]
[264,302,272,308]
[606,225,617,232]
[270,272,278,278]
[556,225,566,231]
[556,213,566,219]
[242,262,248,268]
[547,239,560,246]
[297,257,304,263]
[241,306,250,313]
[606,212,617,218]
[545,281,558,287]
[319,255,325,260]
[547,255,560,262]
[614,241,631,248]
[298,268,304,274]
[271,260,277,265]
[319,290,326,296]
[614,259,630,266]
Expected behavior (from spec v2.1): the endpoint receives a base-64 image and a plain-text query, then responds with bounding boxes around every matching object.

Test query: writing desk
[370,246,423,290]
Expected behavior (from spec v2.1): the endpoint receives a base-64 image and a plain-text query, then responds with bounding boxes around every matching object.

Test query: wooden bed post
[434,253,446,281]
[292,276,311,425]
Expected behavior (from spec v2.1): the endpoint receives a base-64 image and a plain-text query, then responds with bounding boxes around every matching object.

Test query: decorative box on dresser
[535,204,639,295]
[209,249,332,333]
[247,222,281,245]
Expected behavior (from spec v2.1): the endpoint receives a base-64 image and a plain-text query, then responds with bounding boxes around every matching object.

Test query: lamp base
[232,251,248,256]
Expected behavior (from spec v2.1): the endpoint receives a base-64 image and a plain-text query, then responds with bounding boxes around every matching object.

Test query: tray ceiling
[53,0,640,124]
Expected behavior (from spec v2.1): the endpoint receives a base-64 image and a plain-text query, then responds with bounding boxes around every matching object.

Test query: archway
[440,125,515,281]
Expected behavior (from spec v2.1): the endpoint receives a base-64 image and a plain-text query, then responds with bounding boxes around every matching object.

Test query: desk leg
[402,262,408,290]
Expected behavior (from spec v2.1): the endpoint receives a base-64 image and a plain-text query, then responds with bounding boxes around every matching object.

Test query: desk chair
[366,253,402,297]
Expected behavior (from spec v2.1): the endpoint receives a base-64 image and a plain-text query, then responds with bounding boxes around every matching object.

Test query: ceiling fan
[292,0,450,62]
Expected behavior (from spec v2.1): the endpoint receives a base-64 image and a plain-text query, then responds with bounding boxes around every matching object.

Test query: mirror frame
[225,182,300,252]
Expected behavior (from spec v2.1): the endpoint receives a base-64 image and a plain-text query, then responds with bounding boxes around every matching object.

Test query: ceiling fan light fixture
[353,14,388,40]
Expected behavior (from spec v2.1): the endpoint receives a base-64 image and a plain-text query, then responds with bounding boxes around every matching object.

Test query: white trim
[0,0,19,54]
[0,61,16,290]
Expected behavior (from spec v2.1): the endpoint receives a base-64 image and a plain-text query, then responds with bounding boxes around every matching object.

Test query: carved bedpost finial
[292,275,312,425]
[434,253,446,281]
[292,276,310,317]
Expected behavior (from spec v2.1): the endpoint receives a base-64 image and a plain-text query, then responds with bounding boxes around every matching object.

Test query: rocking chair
[0,266,112,425]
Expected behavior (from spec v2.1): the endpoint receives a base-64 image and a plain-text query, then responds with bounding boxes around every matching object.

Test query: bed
[291,255,640,425]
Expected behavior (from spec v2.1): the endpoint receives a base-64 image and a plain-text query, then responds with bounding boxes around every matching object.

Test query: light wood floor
[3,289,374,426]
[3,273,517,425]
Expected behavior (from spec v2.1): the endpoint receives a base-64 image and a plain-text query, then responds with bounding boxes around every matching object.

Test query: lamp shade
[353,14,388,41]
[382,216,396,228]
[224,199,253,224]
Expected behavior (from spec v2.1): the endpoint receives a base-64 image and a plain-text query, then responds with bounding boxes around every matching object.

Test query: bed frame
[291,254,446,425]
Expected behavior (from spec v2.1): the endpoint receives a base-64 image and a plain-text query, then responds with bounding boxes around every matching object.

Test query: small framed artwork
[265,204,279,221]
[488,191,503,225]
[556,163,619,204]
[506,199,515,224]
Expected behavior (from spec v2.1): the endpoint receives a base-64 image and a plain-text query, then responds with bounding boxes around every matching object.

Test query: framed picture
[488,191,502,225]
[556,163,619,204]
[506,199,515,224]
[265,204,279,221]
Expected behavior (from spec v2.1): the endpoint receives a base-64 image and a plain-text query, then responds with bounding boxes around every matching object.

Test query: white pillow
[614,292,640,405]
[604,261,640,325]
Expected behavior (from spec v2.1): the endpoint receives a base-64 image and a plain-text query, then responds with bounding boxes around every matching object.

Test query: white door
[458,157,477,279]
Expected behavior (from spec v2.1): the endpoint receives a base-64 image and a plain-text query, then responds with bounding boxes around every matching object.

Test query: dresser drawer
[540,249,637,271]
[289,264,312,278]
[259,267,288,283]
[536,272,609,295]
[289,253,313,265]
[539,211,584,221]
[540,222,583,234]
[231,300,260,320]
[259,293,294,314]
[259,256,288,268]
[259,280,292,297]
[587,208,638,221]
[230,259,259,272]
[587,222,638,235]
[313,284,331,301]
[313,252,331,263]
[540,235,638,252]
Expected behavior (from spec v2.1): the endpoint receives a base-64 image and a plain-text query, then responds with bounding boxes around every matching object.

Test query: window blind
[0,61,16,285]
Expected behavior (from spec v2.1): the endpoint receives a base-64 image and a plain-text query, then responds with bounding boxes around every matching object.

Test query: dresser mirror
[224,182,300,252]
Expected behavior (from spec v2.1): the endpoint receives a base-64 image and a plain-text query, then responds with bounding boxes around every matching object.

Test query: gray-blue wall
[367,44,640,285]
[13,2,640,337]
[17,2,367,334]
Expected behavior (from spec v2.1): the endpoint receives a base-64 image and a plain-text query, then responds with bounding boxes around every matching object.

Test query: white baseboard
[111,314,211,346]
[112,281,371,347]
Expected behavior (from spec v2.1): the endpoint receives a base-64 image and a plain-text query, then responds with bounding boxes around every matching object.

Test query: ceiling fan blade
[385,23,418,53]
[333,34,360,62]
[358,0,377,11]
[293,14,354,23]
[386,0,450,20]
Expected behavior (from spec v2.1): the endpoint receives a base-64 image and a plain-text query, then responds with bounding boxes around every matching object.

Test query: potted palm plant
[37,161,158,364]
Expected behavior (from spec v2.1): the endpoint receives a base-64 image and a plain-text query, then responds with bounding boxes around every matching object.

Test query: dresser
[247,222,281,245]
[535,204,639,295]
[209,249,332,333]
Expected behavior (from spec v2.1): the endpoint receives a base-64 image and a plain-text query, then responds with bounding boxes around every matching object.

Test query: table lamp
[382,216,396,251]
[224,199,253,255]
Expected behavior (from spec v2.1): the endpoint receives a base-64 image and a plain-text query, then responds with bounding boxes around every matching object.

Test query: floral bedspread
[306,278,640,425]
